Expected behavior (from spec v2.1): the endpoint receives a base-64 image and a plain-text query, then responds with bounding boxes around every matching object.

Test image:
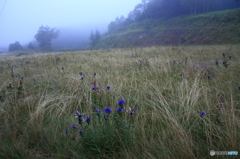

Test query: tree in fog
[108,21,117,33]
[90,30,101,46]
[34,26,60,50]
[8,41,23,52]
[28,42,35,49]
[108,15,126,33]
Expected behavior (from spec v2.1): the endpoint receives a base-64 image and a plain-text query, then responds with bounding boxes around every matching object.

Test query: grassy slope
[0,45,240,158]
[96,8,240,48]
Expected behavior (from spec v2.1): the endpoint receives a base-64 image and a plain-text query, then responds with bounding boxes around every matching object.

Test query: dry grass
[0,45,240,158]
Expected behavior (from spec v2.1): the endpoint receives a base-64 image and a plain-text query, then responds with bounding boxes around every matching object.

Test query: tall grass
[0,45,239,158]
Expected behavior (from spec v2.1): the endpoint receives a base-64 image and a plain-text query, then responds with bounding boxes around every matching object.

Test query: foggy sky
[0,0,141,48]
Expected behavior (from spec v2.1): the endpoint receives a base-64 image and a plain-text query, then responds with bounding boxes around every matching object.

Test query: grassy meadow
[0,45,240,159]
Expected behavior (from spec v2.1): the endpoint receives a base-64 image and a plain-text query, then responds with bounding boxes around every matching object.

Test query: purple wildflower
[222,53,225,57]
[223,61,228,67]
[95,109,101,113]
[79,113,85,118]
[104,107,111,113]
[75,110,80,116]
[199,111,206,117]
[92,86,99,90]
[217,104,223,110]
[79,130,83,135]
[130,109,136,116]
[118,99,125,107]
[93,72,96,76]
[106,86,111,89]
[78,118,82,123]
[74,110,85,118]
[104,113,109,118]
[116,107,123,113]
[85,117,91,123]
[208,76,211,79]
[71,124,77,129]
[215,61,218,65]
[65,129,69,134]
[79,72,83,75]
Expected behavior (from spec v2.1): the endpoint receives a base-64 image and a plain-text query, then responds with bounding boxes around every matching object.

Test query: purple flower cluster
[103,107,112,118]
[66,99,138,137]
[79,72,84,80]
[74,110,90,124]
[67,110,91,135]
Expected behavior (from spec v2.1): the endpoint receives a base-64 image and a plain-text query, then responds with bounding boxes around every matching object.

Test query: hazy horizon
[0,0,141,49]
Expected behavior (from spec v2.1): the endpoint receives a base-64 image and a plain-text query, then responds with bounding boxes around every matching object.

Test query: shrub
[8,41,23,52]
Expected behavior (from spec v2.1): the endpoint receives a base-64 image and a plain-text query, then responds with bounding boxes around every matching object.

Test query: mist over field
[0,0,141,50]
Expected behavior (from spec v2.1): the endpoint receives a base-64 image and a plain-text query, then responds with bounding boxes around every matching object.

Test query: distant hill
[95,8,240,48]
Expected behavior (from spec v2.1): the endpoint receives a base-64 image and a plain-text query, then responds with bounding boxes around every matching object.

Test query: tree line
[107,0,240,34]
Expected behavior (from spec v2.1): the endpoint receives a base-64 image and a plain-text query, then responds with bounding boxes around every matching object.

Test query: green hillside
[96,8,240,48]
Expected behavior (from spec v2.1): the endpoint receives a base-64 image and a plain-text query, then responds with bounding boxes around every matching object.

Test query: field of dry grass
[0,45,239,158]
